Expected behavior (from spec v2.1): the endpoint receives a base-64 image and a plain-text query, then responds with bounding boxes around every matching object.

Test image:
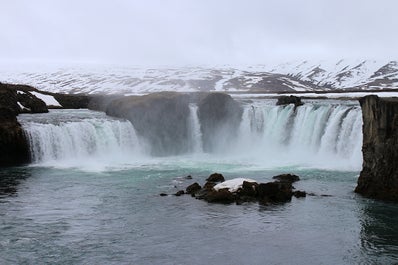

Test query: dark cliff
[0,84,30,166]
[103,92,192,156]
[89,92,243,156]
[355,95,398,201]
[198,93,243,152]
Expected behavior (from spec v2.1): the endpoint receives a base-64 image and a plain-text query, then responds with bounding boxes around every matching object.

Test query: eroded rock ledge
[355,95,398,201]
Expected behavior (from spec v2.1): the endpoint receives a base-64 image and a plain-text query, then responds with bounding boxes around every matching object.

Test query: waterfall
[19,102,363,171]
[236,101,363,170]
[188,104,203,153]
[20,110,144,166]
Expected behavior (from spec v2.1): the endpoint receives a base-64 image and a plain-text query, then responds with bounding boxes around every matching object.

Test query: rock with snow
[17,91,48,113]
[31,91,61,107]
[214,178,257,193]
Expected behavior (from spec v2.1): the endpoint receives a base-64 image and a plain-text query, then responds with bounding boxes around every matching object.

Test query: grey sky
[1,0,398,65]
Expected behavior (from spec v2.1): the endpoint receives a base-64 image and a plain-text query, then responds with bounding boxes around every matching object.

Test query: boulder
[293,190,307,198]
[206,173,225,182]
[272,174,300,183]
[197,93,243,152]
[257,181,293,204]
[186,182,202,195]
[355,95,398,201]
[204,189,235,204]
[175,190,185,196]
[276,95,303,107]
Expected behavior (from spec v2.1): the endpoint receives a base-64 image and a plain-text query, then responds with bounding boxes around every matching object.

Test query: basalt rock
[293,190,307,198]
[182,173,298,205]
[186,182,201,195]
[0,83,30,166]
[102,92,192,156]
[276,95,303,107]
[257,181,293,204]
[206,173,225,182]
[355,95,398,201]
[272,174,300,183]
[17,91,48,113]
[52,93,90,109]
[204,189,235,204]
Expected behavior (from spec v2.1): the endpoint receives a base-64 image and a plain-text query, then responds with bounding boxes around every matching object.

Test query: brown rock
[206,173,225,182]
[355,95,398,201]
[186,182,202,195]
[257,181,293,204]
[204,189,235,204]
[273,174,300,183]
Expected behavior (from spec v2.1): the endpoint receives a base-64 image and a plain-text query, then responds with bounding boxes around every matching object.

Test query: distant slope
[268,59,398,90]
[1,60,397,95]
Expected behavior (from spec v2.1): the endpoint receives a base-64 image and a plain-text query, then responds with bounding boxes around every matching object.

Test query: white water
[19,102,363,171]
[234,101,363,170]
[20,110,146,170]
[188,104,203,153]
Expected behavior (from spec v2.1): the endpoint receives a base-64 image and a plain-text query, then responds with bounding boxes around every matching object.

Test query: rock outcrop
[89,92,244,156]
[17,91,48,113]
[355,95,398,201]
[0,83,30,166]
[197,93,243,152]
[276,95,303,107]
[51,93,90,109]
[100,92,192,156]
[179,173,305,205]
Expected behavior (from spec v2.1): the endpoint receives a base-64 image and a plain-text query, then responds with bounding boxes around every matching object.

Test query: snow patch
[214,178,257,192]
[31,92,61,107]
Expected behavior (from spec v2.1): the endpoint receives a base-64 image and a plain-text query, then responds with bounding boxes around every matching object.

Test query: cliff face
[89,92,243,156]
[355,95,398,201]
[198,93,243,152]
[0,84,30,166]
[104,92,192,156]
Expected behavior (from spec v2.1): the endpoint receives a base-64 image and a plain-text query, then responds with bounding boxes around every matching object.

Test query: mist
[1,0,398,66]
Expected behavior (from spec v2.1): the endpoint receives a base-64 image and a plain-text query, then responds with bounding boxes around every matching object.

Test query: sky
[1,0,398,66]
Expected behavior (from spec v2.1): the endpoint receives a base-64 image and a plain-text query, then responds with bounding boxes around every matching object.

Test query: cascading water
[188,104,203,153]
[19,110,145,169]
[19,100,363,171]
[235,100,363,170]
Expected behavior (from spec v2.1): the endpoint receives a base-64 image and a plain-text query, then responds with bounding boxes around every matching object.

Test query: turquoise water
[1,163,398,265]
[2,106,397,264]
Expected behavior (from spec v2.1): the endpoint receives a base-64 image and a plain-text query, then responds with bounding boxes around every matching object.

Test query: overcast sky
[1,0,398,66]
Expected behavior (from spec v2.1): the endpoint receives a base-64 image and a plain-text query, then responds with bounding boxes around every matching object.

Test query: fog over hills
[1,59,398,95]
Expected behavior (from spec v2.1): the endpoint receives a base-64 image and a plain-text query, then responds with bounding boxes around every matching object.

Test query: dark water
[1,164,398,265]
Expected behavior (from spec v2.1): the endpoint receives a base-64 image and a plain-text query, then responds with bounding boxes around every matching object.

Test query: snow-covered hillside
[1,60,397,95]
[268,59,398,90]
